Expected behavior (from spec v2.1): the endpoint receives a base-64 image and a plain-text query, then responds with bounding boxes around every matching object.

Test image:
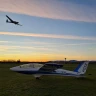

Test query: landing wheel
[36,77,40,80]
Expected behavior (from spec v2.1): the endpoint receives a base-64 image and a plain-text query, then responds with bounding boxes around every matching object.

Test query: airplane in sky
[6,15,22,26]
[10,61,89,79]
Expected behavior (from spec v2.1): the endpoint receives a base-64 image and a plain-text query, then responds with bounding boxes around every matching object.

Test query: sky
[0,0,96,61]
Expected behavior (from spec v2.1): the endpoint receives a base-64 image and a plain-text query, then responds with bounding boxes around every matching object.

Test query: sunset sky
[0,0,96,61]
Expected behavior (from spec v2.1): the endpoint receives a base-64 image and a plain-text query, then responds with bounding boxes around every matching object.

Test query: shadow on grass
[75,77,95,81]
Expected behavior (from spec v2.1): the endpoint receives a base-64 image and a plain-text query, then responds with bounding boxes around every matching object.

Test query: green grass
[0,63,96,96]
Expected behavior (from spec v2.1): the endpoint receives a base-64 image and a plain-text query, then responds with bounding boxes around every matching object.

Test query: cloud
[0,40,54,45]
[0,45,51,51]
[0,40,8,43]
[0,0,96,22]
[0,31,96,41]
[0,46,9,51]
[61,43,96,46]
[1,40,96,50]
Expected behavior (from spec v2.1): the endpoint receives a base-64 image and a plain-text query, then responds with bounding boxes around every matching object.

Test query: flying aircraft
[10,61,89,79]
[6,15,22,26]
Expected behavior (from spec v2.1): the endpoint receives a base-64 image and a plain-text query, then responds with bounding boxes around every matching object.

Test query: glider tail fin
[6,19,9,23]
[74,61,89,74]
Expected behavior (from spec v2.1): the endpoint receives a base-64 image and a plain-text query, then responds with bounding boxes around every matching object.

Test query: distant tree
[65,58,66,64]
[17,59,20,63]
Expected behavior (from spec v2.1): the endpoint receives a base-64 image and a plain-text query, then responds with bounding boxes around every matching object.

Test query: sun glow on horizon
[0,53,96,62]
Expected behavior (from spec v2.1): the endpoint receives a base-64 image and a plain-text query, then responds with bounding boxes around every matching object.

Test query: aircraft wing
[38,64,59,72]
[6,15,13,22]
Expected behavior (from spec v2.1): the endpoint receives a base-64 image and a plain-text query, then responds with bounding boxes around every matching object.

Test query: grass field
[0,63,96,96]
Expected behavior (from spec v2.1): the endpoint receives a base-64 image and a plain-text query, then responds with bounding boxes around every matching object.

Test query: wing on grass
[39,63,63,72]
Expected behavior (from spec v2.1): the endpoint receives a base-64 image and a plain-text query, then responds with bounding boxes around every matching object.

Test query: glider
[6,15,22,26]
[10,61,89,79]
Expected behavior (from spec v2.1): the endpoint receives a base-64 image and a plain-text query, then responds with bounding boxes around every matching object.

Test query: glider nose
[10,67,14,71]
[10,67,16,71]
[10,66,19,71]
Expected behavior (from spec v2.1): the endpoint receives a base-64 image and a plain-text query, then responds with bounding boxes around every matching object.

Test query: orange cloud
[0,0,96,22]
[0,31,96,40]
[0,45,51,51]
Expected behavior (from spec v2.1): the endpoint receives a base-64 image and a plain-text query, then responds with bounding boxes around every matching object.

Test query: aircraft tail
[6,19,9,23]
[74,61,89,74]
